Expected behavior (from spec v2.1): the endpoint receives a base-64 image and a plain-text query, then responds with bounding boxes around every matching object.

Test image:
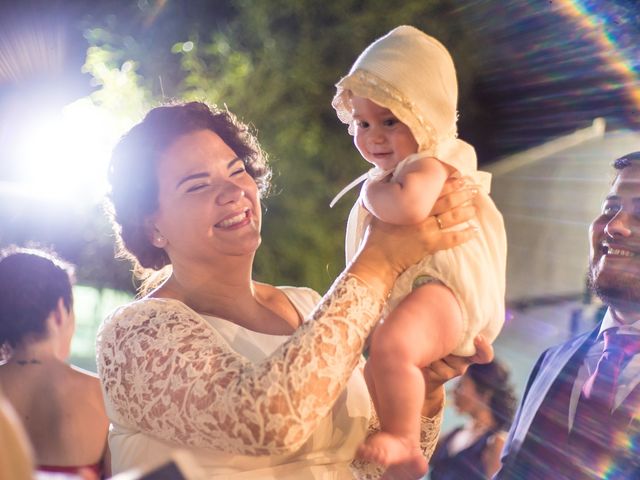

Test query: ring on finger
[436,216,444,230]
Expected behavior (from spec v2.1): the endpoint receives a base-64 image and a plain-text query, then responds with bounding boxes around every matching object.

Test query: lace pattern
[97,273,385,456]
[351,407,444,478]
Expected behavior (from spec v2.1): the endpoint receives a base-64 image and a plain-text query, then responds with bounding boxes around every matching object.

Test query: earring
[153,234,167,248]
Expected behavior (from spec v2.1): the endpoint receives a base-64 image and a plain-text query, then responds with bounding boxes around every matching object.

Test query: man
[496,151,640,479]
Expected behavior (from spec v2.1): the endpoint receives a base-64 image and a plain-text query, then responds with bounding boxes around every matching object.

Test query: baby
[331,26,507,478]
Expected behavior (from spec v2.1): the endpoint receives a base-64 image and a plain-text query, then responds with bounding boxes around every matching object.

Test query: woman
[0,247,109,478]
[97,101,486,479]
[429,359,517,479]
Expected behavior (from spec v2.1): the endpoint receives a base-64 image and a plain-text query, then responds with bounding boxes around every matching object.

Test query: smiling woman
[151,130,262,264]
[107,102,270,275]
[98,101,485,479]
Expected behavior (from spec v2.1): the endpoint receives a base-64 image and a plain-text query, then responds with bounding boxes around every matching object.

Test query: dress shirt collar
[598,308,640,339]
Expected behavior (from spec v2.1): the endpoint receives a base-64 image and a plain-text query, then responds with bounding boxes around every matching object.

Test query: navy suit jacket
[496,327,595,474]
[495,323,640,478]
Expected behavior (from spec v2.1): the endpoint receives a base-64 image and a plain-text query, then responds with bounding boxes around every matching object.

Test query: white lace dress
[97,274,442,479]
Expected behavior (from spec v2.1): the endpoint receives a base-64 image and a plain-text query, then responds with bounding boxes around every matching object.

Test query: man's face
[589,163,640,311]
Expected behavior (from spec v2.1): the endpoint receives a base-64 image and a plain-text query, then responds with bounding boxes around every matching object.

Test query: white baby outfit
[332,25,507,355]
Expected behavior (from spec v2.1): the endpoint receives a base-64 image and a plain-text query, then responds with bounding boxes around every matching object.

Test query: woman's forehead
[158,130,235,173]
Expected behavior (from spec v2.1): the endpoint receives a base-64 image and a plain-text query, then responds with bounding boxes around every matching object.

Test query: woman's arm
[363,156,451,225]
[98,273,385,456]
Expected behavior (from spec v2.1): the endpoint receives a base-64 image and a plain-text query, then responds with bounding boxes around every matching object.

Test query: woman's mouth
[215,209,249,228]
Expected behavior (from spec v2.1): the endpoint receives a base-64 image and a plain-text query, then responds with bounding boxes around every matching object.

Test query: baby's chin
[367,156,400,171]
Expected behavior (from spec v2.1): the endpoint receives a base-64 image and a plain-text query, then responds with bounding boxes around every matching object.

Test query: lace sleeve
[350,383,445,478]
[97,273,384,456]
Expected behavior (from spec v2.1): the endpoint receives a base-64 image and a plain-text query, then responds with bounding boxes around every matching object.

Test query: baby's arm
[363,156,453,225]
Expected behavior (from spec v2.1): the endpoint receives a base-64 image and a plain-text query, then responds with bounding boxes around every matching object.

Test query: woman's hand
[420,335,494,417]
[430,177,479,218]
[350,178,478,297]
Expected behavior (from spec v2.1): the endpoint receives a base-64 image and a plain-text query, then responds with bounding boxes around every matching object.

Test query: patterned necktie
[571,328,640,450]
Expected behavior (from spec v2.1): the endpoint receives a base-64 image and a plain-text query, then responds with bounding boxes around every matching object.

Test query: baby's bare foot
[356,432,427,479]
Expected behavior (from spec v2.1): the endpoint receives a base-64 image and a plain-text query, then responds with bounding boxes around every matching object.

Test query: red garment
[38,463,102,477]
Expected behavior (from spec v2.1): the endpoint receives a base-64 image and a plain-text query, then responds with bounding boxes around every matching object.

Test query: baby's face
[351,95,418,170]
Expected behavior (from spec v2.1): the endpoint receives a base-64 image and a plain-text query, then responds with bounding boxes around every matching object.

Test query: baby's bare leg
[359,283,463,477]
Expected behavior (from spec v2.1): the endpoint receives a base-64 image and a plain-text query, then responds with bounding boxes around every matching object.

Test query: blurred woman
[429,359,517,479]
[0,247,109,478]
[0,387,33,480]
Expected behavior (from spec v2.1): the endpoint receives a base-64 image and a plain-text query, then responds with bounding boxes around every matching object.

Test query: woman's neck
[158,255,258,317]
[469,407,496,433]
[156,255,301,334]
[8,339,61,365]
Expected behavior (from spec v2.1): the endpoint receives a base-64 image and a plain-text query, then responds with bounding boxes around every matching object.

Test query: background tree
[83,0,479,292]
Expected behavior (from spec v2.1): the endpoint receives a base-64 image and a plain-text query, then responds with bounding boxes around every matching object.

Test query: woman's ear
[145,217,167,248]
[52,298,66,327]
[47,298,68,332]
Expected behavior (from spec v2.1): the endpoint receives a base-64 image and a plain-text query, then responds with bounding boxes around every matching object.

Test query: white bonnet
[332,25,459,155]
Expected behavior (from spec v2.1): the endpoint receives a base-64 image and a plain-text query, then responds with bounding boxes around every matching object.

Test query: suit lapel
[512,326,600,447]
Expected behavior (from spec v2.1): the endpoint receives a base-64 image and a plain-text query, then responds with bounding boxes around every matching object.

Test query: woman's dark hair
[107,101,272,273]
[466,359,517,431]
[0,246,74,349]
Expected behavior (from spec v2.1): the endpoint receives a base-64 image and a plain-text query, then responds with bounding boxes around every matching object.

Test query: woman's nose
[605,210,631,238]
[216,181,245,205]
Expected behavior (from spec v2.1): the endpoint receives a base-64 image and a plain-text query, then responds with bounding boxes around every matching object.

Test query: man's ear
[145,217,167,248]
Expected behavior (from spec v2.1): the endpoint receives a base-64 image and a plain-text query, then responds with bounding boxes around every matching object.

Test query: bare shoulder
[66,366,105,405]
[69,365,100,386]
[253,281,287,305]
[253,282,315,328]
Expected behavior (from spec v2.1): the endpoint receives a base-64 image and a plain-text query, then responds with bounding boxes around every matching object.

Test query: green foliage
[82,0,479,293]
[82,40,151,123]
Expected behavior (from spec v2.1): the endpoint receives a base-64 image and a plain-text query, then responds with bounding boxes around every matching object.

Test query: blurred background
[0,0,639,437]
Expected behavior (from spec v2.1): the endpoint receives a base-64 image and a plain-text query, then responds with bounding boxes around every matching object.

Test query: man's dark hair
[613,151,640,170]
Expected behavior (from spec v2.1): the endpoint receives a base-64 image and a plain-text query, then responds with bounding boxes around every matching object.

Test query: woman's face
[453,374,486,415]
[150,129,262,264]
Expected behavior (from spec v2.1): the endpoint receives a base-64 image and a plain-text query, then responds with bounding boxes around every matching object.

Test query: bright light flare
[9,98,126,203]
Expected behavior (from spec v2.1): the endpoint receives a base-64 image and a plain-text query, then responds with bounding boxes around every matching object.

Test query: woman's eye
[383,118,398,126]
[186,184,208,193]
[356,120,369,128]
[231,167,246,176]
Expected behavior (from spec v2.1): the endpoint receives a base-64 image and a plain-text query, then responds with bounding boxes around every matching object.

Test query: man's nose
[605,210,631,238]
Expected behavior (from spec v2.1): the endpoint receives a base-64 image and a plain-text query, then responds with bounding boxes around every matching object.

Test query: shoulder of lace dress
[97,274,385,456]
